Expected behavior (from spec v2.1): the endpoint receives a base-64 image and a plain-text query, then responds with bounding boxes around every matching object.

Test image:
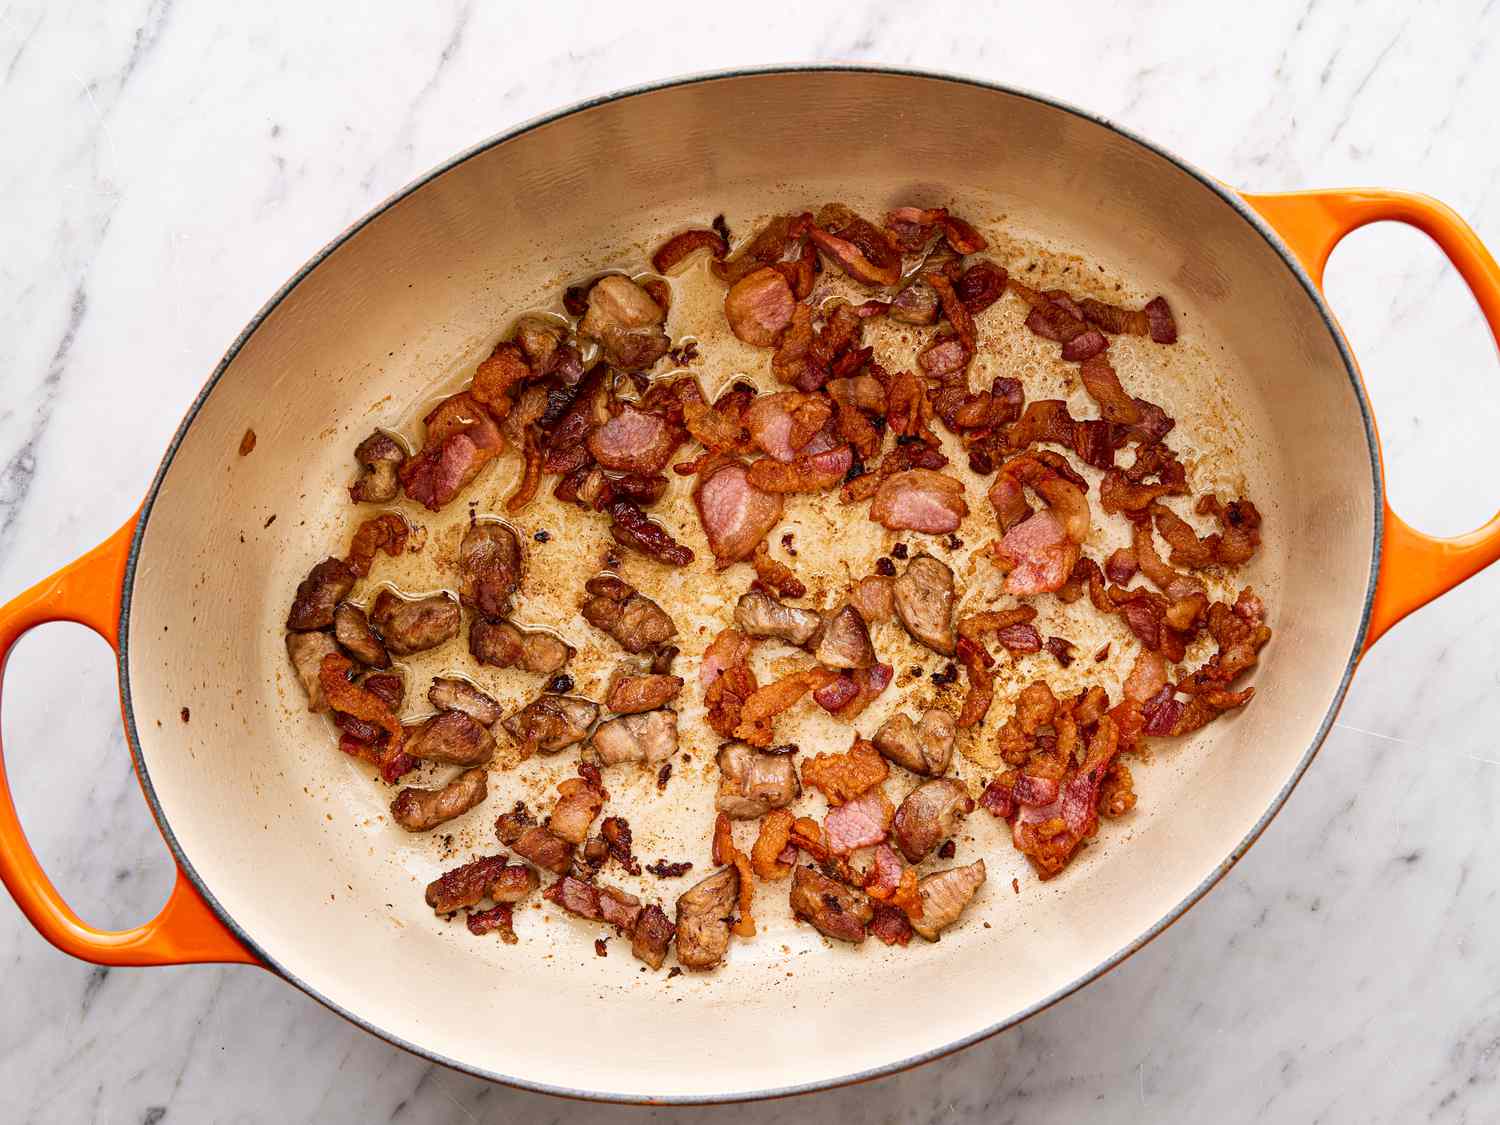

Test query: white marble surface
[1,1,1499,1121]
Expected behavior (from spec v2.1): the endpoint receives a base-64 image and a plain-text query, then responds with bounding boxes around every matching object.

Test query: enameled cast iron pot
[3,68,1499,1103]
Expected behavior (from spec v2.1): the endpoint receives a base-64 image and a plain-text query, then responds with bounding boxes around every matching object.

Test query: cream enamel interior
[124,72,1375,1100]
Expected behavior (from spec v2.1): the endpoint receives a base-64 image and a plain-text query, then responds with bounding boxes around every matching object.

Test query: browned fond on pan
[123,72,1372,1099]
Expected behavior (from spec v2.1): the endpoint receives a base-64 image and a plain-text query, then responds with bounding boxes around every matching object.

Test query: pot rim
[115,63,1382,1105]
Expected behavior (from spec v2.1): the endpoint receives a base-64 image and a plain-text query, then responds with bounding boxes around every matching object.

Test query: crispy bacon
[1196,495,1263,566]
[701,627,759,739]
[744,392,832,462]
[869,902,913,946]
[471,342,533,416]
[1061,329,1108,362]
[399,392,505,510]
[802,738,889,806]
[608,501,694,566]
[1078,355,1141,425]
[652,227,728,274]
[751,541,806,599]
[750,809,796,880]
[733,667,839,746]
[809,216,902,287]
[346,512,408,578]
[955,261,1008,314]
[713,213,810,287]
[320,653,405,766]
[746,446,853,493]
[956,635,996,728]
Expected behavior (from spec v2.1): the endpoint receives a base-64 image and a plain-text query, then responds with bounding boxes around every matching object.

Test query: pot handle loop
[0,516,255,965]
[1244,189,1500,652]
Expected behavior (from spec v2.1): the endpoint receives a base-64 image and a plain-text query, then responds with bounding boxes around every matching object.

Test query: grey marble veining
[1,1,1498,1121]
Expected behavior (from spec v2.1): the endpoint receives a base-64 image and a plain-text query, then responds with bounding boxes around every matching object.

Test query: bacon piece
[869,902,913,946]
[750,541,806,599]
[320,653,405,769]
[1151,503,1214,569]
[587,404,682,474]
[1145,296,1177,344]
[1078,355,1141,424]
[814,662,893,720]
[1123,648,1168,704]
[692,457,783,567]
[744,392,832,462]
[607,501,693,566]
[869,469,969,534]
[471,342,533,416]
[957,605,1038,646]
[724,266,796,347]
[1197,495,1263,566]
[701,627,759,739]
[399,392,506,511]
[746,446,853,494]
[917,334,974,378]
[825,787,894,855]
[1061,329,1108,362]
[710,813,757,938]
[956,636,995,729]
[750,809,796,880]
[733,666,839,746]
[466,903,517,942]
[926,271,977,350]
[346,512,409,578]
[713,213,809,286]
[1010,715,1122,878]
[955,260,1008,314]
[809,217,902,287]
[652,227,728,274]
[849,574,895,624]
[802,737,889,806]
[1078,297,1149,336]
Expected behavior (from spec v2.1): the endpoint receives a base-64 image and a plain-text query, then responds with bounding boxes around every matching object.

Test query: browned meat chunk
[405,711,497,766]
[427,676,504,727]
[579,575,676,654]
[733,591,821,647]
[604,669,684,714]
[715,743,800,819]
[587,709,678,767]
[399,392,505,511]
[724,266,796,347]
[893,554,957,656]
[458,520,523,621]
[631,903,676,970]
[333,602,388,667]
[349,430,406,504]
[790,865,873,944]
[544,875,644,931]
[469,618,574,674]
[578,275,670,372]
[390,767,488,832]
[675,866,739,971]
[874,709,957,776]
[892,778,975,863]
[850,574,895,624]
[512,826,575,874]
[811,604,877,670]
[502,695,600,754]
[369,589,460,655]
[909,860,986,941]
[286,558,356,631]
[285,631,339,712]
[424,854,537,914]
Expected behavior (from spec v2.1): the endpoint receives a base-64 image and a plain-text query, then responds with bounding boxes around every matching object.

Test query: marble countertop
[3,1,1499,1121]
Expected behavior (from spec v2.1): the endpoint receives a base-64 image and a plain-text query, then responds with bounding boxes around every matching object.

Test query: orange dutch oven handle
[0,514,256,965]
[1243,189,1500,652]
